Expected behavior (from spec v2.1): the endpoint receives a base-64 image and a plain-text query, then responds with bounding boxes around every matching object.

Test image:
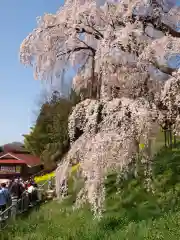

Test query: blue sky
[0,0,64,145]
[0,0,180,146]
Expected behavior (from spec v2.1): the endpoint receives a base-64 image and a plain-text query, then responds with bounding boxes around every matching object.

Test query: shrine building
[0,144,43,179]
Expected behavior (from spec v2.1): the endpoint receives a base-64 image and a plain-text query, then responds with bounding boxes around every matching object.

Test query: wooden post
[11,196,18,219]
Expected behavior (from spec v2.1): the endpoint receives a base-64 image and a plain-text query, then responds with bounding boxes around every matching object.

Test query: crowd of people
[0,177,39,213]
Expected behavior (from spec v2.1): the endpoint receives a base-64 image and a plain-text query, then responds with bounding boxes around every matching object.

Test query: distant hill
[0,142,30,154]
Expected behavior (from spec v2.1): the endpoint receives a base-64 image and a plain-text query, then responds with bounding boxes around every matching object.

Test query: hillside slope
[2,146,180,240]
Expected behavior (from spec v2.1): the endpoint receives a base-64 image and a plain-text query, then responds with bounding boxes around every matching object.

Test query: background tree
[24,89,80,169]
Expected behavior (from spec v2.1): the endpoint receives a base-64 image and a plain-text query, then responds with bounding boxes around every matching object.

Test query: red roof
[0,153,41,167]
[14,153,41,166]
[0,159,26,164]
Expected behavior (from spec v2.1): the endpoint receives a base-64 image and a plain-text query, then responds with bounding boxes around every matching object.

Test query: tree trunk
[174,134,177,147]
[169,128,173,149]
[97,71,102,100]
[167,129,170,147]
[164,128,168,148]
[89,54,95,99]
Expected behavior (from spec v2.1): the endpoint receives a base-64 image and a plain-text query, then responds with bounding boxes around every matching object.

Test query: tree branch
[150,60,174,76]
[75,26,103,40]
[57,46,96,58]
[107,3,115,29]
[75,37,94,52]
[133,14,180,38]
[85,17,104,39]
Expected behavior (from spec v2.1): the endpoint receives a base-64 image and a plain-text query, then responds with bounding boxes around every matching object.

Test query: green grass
[2,145,180,240]
[2,200,180,240]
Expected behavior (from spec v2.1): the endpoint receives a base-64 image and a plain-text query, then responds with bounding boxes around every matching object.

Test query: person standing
[27,183,35,206]
[0,185,7,212]
[1,183,11,219]
[8,179,19,198]
[8,179,19,217]
[17,179,25,212]
[1,183,11,207]
[48,178,53,190]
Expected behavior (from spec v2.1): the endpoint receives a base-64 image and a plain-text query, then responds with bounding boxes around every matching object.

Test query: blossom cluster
[58,97,158,215]
[20,0,180,86]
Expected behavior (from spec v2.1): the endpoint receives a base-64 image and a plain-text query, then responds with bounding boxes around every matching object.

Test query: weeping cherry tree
[20,0,180,217]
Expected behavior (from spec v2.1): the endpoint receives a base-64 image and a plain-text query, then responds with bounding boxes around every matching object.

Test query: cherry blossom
[20,0,180,217]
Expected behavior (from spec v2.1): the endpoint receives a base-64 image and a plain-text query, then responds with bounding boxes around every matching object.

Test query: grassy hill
[2,145,180,240]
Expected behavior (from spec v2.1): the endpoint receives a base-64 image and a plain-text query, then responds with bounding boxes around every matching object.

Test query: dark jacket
[8,182,20,198]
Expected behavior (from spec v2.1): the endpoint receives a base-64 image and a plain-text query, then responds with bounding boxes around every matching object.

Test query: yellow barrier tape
[35,172,55,183]
[35,163,80,183]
